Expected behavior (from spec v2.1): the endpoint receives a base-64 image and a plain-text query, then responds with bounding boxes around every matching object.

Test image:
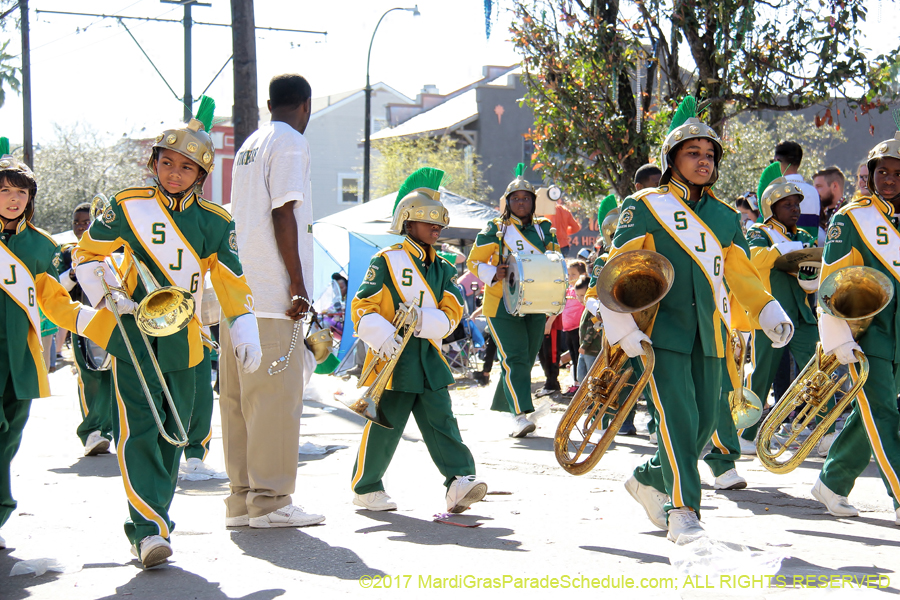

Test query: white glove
[234,343,262,374]
[378,334,403,359]
[759,301,794,348]
[110,291,138,315]
[618,329,651,358]
[773,241,804,255]
[403,301,423,334]
[832,341,862,365]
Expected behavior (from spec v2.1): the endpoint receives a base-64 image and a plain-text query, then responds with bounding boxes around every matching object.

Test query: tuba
[554,250,674,475]
[756,266,893,473]
[727,329,763,429]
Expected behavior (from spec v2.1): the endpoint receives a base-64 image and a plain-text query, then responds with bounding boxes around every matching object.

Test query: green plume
[194,95,216,132]
[757,162,784,200]
[514,163,526,178]
[394,167,444,213]
[0,137,8,156]
[892,107,900,132]
[668,96,697,133]
[597,194,618,225]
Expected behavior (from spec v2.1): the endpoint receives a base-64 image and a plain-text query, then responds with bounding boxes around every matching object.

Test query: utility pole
[230,0,257,151]
[20,0,33,169]
[161,0,210,122]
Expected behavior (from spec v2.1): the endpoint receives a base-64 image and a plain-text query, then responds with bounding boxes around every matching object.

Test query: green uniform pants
[633,334,721,517]
[185,348,213,462]
[351,387,476,494]
[73,335,114,446]
[740,323,823,441]
[820,356,900,510]
[111,356,195,547]
[486,302,545,415]
[0,378,31,529]
[703,361,742,477]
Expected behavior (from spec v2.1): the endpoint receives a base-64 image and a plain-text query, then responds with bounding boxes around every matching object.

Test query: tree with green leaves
[513,0,898,208]
[372,136,493,202]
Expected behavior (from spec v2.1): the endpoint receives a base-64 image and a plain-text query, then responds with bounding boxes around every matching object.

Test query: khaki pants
[220,318,304,518]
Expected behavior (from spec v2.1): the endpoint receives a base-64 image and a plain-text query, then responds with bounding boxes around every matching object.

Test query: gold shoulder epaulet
[197,198,232,221]
[630,188,657,201]
[27,222,59,247]
[837,197,872,215]
[113,186,156,203]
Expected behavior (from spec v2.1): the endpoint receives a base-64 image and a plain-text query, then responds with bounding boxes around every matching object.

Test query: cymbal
[774,246,823,273]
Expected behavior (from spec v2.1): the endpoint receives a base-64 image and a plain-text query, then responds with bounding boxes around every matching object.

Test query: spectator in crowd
[561,259,587,393]
[549,197,581,257]
[813,166,846,246]
[634,164,662,190]
[773,141,820,239]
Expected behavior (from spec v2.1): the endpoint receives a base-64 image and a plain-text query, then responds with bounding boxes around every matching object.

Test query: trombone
[756,266,893,473]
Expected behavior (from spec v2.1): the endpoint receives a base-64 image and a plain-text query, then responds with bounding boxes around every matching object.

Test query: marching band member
[0,138,97,550]
[812,121,900,526]
[596,97,793,542]
[73,97,263,568]
[351,167,487,514]
[466,164,560,437]
[738,163,823,454]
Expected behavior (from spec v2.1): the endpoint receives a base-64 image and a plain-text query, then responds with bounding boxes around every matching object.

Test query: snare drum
[77,335,111,371]
[502,251,568,316]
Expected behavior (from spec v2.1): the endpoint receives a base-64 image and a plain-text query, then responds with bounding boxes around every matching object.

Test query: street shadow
[787,528,900,547]
[230,528,384,579]
[297,446,350,464]
[0,550,63,600]
[581,544,670,565]
[48,454,121,479]
[608,439,658,457]
[773,556,899,592]
[508,436,554,452]
[709,486,842,519]
[90,565,285,600]
[176,477,230,497]
[354,511,524,552]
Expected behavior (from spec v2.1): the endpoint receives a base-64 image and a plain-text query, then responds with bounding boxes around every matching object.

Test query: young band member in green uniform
[74,97,263,568]
[0,139,97,550]
[738,163,823,454]
[595,97,793,542]
[812,117,900,526]
[466,164,560,438]
[351,167,487,513]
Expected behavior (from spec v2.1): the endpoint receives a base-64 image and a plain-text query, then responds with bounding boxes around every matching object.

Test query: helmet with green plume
[757,162,803,223]
[150,96,217,192]
[388,167,450,236]
[659,96,723,186]
[504,163,536,200]
[0,136,37,224]
[865,108,900,196]
[596,193,619,248]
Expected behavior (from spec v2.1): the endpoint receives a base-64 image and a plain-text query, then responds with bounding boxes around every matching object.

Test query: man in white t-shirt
[773,141,820,239]
[221,74,325,529]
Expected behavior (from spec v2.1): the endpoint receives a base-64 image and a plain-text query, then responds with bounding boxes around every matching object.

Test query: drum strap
[384,249,439,309]
[847,204,900,282]
[502,223,543,255]
[0,239,42,347]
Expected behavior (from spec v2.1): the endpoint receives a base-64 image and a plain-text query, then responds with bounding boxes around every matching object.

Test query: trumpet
[756,266,893,473]
[726,330,763,429]
[554,250,674,475]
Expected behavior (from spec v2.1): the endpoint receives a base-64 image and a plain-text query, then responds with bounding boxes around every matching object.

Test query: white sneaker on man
[510,413,536,438]
[667,508,706,543]
[714,468,747,490]
[648,431,657,445]
[353,491,398,511]
[817,432,836,457]
[83,430,110,457]
[739,437,757,455]
[624,475,668,530]
[811,478,859,517]
[180,457,219,476]
[225,514,249,528]
[130,535,171,569]
[446,475,488,513]
[249,504,325,528]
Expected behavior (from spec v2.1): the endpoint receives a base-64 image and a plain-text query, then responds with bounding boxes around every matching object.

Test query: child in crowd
[561,259,587,393]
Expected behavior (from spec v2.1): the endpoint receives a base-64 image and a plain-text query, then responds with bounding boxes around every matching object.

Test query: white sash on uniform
[384,249,438,309]
[761,224,791,246]
[122,197,204,312]
[848,205,900,282]
[501,223,543,255]
[0,240,42,347]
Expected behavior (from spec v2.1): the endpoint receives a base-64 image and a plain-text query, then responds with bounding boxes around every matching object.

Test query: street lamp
[363,5,419,203]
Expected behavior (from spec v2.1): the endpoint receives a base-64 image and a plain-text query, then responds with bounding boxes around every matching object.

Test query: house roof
[310,82,415,121]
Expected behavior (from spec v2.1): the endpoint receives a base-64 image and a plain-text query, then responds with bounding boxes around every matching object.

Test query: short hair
[774,141,803,166]
[858,161,868,172]
[634,164,662,186]
[331,272,347,284]
[73,202,91,216]
[568,259,587,276]
[813,166,845,187]
[269,74,312,110]
[574,274,590,291]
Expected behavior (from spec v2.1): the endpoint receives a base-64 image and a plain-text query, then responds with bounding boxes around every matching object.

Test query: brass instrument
[554,250,674,475]
[756,266,893,473]
[727,330,763,429]
[338,303,419,429]
[89,194,194,446]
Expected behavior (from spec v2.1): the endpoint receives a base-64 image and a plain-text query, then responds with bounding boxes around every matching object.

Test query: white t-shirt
[230,121,314,320]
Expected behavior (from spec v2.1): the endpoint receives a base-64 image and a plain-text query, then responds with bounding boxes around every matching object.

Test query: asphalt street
[0,353,897,600]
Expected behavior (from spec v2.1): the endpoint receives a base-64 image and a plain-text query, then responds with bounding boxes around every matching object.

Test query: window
[338,173,361,204]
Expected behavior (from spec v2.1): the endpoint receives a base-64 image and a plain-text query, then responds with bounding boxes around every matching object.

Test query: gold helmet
[865,110,900,196]
[0,136,37,224]
[387,167,450,235]
[757,162,804,222]
[659,96,723,185]
[149,96,216,190]
[504,162,536,199]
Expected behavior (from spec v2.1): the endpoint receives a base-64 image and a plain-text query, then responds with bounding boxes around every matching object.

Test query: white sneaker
[667,508,706,543]
[648,432,657,445]
[714,468,747,490]
[817,432,836,457]
[739,437,757,455]
[0,532,5,549]
[353,491,398,511]
[624,475,668,530]
[249,504,326,528]
[180,457,218,476]
[130,535,171,569]
[446,475,488,513]
[84,431,110,457]
[225,514,249,527]
[895,508,899,526]
[510,413,536,438]
[811,478,859,517]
